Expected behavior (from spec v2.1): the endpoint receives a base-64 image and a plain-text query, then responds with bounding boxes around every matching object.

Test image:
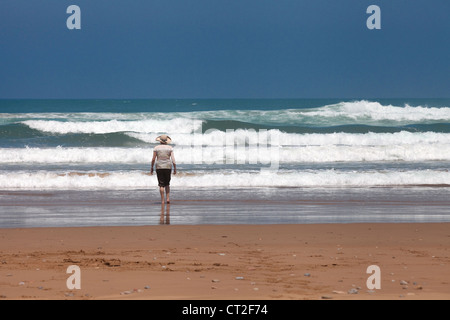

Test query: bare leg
[159,186,165,204]
[165,186,170,203]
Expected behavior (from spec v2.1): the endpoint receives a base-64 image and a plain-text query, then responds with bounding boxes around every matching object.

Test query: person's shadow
[159,202,170,225]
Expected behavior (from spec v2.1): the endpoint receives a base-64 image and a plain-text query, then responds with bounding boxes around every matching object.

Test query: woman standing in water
[150,134,176,204]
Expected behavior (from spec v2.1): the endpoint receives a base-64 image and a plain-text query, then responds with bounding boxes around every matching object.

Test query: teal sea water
[1,99,449,227]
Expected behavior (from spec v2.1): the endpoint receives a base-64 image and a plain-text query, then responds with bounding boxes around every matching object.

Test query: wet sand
[2,188,450,228]
[1,223,449,300]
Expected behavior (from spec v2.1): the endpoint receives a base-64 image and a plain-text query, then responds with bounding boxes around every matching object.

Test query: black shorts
[156,169,172,187]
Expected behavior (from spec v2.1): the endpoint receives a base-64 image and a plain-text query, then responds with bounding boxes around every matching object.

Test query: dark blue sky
[1,0,449,98]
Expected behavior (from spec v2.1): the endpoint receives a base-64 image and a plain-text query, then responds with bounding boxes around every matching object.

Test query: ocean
[1,99,449,227]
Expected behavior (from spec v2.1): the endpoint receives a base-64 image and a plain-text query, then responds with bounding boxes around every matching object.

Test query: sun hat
[156,134,172,144]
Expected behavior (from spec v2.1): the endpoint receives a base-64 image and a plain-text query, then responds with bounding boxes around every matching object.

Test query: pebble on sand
[332,290,345,294]
[347,288,358,294]
[120,290,133,295]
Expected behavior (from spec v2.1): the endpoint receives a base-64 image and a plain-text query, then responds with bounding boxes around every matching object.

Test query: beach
[1,223,450,300]
[1,99,449,301]
[2,0,450,305]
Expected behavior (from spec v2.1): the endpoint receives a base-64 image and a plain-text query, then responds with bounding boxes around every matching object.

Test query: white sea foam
[191,101,450,125]
[22,118,203,135]
[0,147,151,164]
[1,137,449,165]
[13,100,450,132]
[305,101,450,124]
[0,169,448,190]
[127,130,450,147]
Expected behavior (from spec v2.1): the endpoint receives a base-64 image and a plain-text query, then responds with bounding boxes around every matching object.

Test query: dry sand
[0,223,449,300]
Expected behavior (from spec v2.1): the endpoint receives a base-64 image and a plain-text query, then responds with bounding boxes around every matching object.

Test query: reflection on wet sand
[160,203,170,225]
